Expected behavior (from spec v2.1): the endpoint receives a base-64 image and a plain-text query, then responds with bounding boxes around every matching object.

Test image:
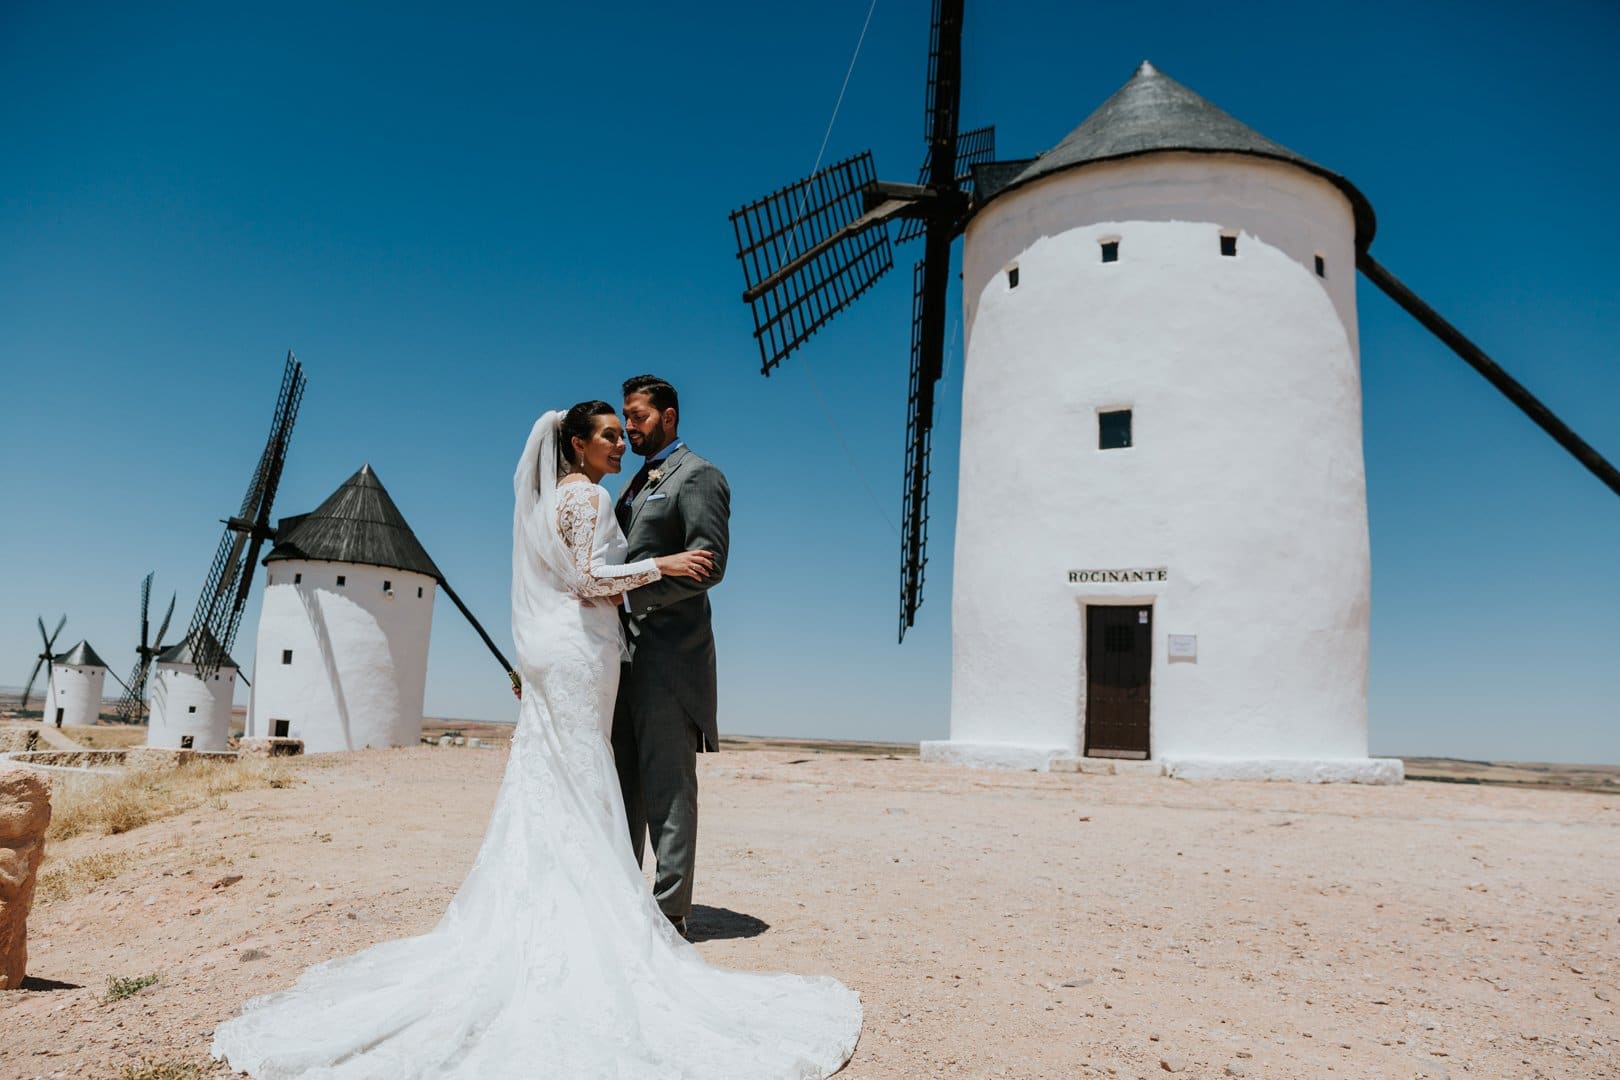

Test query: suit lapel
[628,444,691,532]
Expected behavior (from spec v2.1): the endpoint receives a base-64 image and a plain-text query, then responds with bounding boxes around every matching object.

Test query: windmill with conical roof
[729,9,1617,780]
[247,464,512,753]
[42,639,110,729]
[146,626,240,751]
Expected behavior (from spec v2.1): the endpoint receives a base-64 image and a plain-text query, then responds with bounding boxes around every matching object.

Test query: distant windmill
[113,572,177,724]
[728,1,1619,651]
[19,615,67,712]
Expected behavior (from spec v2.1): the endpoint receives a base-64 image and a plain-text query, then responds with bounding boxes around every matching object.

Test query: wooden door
[1084,605,1152,759]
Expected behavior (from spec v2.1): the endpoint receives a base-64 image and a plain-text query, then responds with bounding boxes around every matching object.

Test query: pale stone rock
[0,763,52,989]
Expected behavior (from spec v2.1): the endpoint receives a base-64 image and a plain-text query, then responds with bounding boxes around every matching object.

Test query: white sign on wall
[1168,634,1198,662]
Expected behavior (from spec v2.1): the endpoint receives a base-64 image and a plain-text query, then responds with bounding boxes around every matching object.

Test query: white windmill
[729,6,1618,780]
[43,640,109,729]
[146,628,240,751]
[247,464,511,753]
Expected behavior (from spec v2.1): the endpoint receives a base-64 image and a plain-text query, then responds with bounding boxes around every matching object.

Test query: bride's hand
[655,549,716,581]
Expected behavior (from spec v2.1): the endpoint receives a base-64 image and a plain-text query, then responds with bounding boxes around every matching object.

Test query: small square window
[336,575,346,586]
[282,649,293,665]
[1314,254,1326,278]
[1100,241,1119,263]
[187,705,197,714]
[1220,234,1237,257]
[294,572,302,584]
[180,735,194,749]
[1099,409,1133,450]
[383,580,392,592]
[1007,266,1020,288]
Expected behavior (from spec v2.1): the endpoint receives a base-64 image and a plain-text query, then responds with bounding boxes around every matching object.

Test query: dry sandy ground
[2,744,1617,1079]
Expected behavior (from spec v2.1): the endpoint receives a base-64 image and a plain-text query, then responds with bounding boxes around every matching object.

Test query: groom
[613,374,730,936]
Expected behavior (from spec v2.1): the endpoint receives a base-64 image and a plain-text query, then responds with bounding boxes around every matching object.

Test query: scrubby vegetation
[35,849,135,903]
[47,758,297,841]
[104,972,159,1002]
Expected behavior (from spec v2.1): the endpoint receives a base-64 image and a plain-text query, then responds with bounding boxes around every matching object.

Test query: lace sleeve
[556,486,661,598]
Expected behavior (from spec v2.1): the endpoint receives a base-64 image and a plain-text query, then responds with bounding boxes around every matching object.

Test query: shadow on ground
[14,976,82,992]
[687,904,768,942]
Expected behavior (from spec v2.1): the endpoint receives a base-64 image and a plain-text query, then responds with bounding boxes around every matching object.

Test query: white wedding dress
[211,412,862,1079]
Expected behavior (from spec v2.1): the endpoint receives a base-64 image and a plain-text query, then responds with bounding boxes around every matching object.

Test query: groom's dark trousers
[613,443,729,920]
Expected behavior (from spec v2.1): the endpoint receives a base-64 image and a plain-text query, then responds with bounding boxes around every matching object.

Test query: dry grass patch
[47,758,298,841]
[65,723,149,750]
[36,849,136,903]
[112,1058,213,1080]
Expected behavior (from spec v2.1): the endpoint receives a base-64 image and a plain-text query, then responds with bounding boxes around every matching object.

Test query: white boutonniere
[646,467,665,486]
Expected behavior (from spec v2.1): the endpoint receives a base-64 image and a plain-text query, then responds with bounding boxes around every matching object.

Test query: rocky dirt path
[2,745,1617,1078]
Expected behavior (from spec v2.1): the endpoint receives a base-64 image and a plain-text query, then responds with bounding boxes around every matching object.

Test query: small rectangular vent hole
[1315,254,1326,277]
[1220,234,1238,257]
[1007,266,1020,288]
[1099,409,1133,450]
[1100,241,1119,263]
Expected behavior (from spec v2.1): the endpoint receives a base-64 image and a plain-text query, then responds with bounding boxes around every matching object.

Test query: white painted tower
[246,465,440,753]
[146,628,239,752]
[43,640,107,728]
[922,63,1401,782]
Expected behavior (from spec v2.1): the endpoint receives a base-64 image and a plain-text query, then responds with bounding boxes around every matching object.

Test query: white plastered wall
[247,560,436,752]
[924,153,1398,782]
[45,664,106,728]
[147,663,236,751]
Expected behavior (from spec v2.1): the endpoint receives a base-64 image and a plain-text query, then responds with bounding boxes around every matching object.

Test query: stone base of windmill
[125,747,199,771]
[921,740,1403,784]
[238,737,304,758]
[1160,756,1404,784]
[0,762,51,989]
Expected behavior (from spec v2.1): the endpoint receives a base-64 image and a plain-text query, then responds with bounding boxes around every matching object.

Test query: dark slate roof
[263,464,443,583]
[156,626,240,670]
[54,640,107,668]
[980,61,1375,248]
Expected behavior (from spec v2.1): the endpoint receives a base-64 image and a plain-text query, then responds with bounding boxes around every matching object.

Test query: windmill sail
[180,352,306,680]
[899,261,935,639]
[114,573,175,723]
[21,614,66,711]
[730,152,896,374]
[729,0,972,639]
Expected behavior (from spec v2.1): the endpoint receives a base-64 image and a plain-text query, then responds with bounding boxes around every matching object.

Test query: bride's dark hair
[557,400,617,471]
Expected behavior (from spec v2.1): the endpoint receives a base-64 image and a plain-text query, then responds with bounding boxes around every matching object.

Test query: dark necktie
[617,461,654,529]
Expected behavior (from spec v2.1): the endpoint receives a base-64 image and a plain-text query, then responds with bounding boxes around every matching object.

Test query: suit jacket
[619,443,730,751]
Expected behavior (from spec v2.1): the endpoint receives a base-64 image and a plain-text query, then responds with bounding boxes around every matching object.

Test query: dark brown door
[1084,605,1152,759]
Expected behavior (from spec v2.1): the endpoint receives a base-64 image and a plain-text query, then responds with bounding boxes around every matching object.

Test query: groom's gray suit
[613,442,729,921]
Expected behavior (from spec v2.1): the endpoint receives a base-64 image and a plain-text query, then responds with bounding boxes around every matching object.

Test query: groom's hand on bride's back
[655,549,716,582]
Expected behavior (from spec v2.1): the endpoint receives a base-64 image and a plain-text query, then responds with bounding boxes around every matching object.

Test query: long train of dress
[211,458,862,1078]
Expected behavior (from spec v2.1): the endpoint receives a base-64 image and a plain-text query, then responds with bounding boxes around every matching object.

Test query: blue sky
[2,1,1616,762]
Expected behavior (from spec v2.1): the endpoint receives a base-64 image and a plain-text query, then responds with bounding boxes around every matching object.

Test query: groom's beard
[632,429,671,458]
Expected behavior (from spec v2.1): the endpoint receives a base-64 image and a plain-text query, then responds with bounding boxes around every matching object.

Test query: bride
[211,402,863,1078]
